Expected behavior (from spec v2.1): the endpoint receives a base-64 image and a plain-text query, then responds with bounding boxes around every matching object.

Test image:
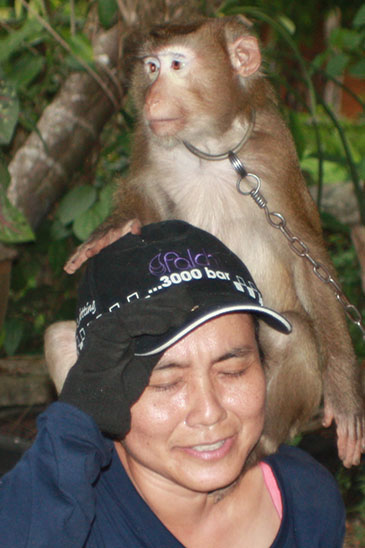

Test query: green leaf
[349,59,365,78]
[277,15,296,36]
[14,0,24,18]
[0,19,42,64]
[73,201,108,241]
[311,52,328,71]
[326,53,350,78]
[3,318,24,356]
[0,162,35,243]
[0,80,19,145]
[62,31,94,67]
[353,4,365,28]
[6,54,45,90]
[50,218,72,240]
[300,157,348,184]
[99,182,114,216]
[98,0,118,28]
[330,28,362,50]
[57,185,97,225]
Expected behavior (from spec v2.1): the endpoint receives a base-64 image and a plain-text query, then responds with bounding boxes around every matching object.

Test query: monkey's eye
[148,62,158,73]
[171,59,183,70]
[143,57,160,76]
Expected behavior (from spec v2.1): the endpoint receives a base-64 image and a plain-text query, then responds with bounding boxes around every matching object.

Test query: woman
[0,221,345,547]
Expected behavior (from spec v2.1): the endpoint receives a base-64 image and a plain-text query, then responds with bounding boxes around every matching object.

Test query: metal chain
[229,152,365,340]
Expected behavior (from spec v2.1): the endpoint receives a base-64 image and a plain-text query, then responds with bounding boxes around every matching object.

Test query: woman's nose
[185,376,227,428]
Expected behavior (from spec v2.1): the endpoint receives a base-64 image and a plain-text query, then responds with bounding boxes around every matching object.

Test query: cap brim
[134,298,292,356]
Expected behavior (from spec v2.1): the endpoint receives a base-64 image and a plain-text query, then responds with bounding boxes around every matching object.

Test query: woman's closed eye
[220,368,248,378]
[149,381,181,392]
[148,368,184,392]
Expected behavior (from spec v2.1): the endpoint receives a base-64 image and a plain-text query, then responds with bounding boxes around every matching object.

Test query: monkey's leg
[44,321,77,393]
[258,310,322,455]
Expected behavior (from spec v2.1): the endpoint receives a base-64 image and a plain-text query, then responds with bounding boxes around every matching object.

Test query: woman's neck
[115,441,279,548]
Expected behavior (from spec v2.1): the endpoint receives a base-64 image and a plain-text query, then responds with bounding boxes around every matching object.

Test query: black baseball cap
[75,220,291,355]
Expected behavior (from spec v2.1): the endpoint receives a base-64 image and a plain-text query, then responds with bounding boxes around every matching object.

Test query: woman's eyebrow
[153,362,189,372]
[154,346,255,371]
[216,346,255,363]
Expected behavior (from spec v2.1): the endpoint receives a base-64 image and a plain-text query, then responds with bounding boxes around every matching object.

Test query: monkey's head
[125,16,265,146]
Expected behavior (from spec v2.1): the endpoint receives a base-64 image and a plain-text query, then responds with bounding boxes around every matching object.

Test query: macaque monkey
[47,16,364,467]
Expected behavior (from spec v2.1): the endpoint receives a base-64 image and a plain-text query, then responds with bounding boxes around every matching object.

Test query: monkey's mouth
[148,118,184,136]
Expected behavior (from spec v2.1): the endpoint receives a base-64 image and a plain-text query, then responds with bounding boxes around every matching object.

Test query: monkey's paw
[64,219,142,274]
[323,404,365,468]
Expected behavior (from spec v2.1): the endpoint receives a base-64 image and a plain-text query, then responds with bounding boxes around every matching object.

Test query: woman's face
[117,313,266,494]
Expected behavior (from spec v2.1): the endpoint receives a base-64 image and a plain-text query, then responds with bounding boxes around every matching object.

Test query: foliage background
[0,0,364,544]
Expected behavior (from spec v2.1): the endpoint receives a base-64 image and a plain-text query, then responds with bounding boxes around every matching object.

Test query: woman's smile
[179,436,235,460]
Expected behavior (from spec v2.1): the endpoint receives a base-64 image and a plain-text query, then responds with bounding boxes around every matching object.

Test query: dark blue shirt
[0,403,345,547]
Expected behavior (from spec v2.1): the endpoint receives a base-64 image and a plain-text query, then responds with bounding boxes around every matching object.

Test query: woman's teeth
[192,440,225,452]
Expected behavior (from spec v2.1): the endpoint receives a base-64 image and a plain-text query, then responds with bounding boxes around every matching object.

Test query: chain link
[230,152,365,340]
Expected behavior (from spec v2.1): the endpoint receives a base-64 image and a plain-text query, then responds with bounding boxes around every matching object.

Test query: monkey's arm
[261,132,365,467]
[64,217,142,274]
[0,402,113,548]
[292,249,365,468]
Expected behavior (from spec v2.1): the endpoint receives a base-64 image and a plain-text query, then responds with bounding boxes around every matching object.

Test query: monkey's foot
[323,405,365,467]
[64,219,142,274]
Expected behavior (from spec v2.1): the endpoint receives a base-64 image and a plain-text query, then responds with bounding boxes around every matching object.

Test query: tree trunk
[7,24,126,229]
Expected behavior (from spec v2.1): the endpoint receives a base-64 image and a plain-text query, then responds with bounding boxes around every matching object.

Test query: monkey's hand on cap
[64,219,142,274]
[59,287,193,438]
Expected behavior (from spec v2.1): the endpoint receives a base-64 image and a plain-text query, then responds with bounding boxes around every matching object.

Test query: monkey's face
[131,39,247,144]
[127,19,263,149]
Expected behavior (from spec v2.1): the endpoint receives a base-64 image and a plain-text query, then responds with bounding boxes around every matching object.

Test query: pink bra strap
[259,461,283,520]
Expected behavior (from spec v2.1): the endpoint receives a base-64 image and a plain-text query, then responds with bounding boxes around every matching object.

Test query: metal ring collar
[183,109,255,161]
[236,173,261,196]
[227,150,261,197]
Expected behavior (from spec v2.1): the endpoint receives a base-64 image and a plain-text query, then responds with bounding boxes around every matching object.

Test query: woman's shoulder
[264,446,345,547]
[265,444,344,514]
[265,444,339,487]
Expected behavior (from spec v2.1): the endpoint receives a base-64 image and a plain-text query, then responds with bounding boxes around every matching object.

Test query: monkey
[48,16,364,467]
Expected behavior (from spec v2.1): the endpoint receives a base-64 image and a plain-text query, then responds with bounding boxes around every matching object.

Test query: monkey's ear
[228,36,261,77]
